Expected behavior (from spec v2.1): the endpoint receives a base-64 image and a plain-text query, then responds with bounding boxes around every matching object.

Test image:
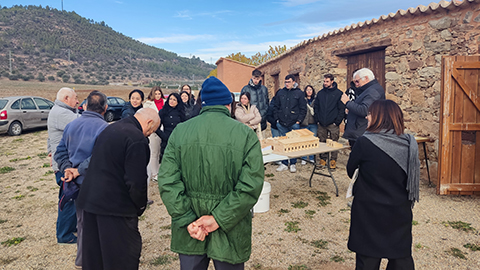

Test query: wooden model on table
[261,129,319,154]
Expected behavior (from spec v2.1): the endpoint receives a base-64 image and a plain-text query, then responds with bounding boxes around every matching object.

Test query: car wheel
[8,121,22,136]
[104,111,114,122]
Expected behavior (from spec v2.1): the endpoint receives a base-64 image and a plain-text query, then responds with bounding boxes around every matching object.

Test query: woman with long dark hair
[301,85,317,164]
[180,90,195,119]
[235,92,262,132]
[121,89,144,119]
[347,99,420,270]
[156,93,186,160]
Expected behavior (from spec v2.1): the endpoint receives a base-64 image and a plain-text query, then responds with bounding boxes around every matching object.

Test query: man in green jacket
[158,76,264,270]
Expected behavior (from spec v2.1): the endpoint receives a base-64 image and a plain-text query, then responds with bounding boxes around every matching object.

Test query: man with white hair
[47,87,79,245]
[341,68,385,147]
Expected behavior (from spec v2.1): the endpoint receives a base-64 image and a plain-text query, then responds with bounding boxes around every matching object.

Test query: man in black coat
[314,74,345,169]
[76,108,160,270]
[273,74,307,173]
[341,68,385,147]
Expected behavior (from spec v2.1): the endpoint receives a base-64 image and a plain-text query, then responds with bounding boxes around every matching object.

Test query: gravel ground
[1,129,479,270]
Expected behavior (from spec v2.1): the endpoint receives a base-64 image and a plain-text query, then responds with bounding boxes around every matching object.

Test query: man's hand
[341,93,349,105]
[187,222,207,241]
[61,168,79,182]
[195,215,219,233]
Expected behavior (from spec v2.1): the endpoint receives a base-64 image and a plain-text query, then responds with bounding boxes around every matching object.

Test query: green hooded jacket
[158,105,264,264]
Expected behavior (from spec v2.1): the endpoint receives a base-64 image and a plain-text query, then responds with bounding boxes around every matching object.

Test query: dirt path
[0,129,479,269]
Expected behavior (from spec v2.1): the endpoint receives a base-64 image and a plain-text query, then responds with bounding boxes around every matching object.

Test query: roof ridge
[257,0,475,68]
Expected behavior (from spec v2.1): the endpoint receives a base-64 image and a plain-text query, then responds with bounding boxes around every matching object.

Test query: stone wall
[258,1,480,181]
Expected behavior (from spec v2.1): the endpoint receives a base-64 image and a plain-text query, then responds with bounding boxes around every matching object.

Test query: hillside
[0,5,214,85]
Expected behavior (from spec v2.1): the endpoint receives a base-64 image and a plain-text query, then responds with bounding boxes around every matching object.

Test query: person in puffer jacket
[158,76,264,269]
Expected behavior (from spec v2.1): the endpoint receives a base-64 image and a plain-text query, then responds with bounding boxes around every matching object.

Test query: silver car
[0,96,54,136]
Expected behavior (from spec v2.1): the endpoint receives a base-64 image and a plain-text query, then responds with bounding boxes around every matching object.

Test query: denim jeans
[276,122,300,166]
[302,124,318,161]
[271,127,281,138]
[55,171,77,243]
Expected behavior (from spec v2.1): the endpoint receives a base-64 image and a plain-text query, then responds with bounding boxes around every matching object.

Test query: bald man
[76,108,160,270]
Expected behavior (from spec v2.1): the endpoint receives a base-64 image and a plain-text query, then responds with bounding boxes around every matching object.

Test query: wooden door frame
[439,56,480,195]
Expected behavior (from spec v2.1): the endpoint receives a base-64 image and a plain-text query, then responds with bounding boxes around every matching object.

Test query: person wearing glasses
[341,68,385,147]
[273,74,307,173]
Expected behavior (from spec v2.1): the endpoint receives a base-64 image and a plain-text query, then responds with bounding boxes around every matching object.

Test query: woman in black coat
[180,90,195,119]
[121,89,144,119]
[347,99,420,270]
[156,93,186,160]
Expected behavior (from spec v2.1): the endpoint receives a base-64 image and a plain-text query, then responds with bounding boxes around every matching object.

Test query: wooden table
[263,143,350,196]
[415,136,431,185]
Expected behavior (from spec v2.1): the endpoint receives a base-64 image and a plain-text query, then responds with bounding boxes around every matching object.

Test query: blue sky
[2,0,439,64]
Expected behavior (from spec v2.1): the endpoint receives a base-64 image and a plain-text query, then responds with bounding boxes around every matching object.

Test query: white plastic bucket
[253,181,271,213]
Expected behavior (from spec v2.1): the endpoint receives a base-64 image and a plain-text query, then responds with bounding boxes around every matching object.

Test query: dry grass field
[0,81,479,269]
[0,79,151,101]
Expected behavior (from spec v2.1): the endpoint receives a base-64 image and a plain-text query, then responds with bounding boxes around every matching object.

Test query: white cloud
[174,10,192,20]
[296,25,346,38]
[174,9,232,20]
[137,34,214,44]
[187,38,305,63]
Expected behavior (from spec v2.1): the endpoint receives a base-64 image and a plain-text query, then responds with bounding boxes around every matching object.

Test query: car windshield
[0,99,7,110]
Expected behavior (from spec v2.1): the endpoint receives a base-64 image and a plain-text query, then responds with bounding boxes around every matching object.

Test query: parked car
[0,96,55,136]
[78,96,126,122]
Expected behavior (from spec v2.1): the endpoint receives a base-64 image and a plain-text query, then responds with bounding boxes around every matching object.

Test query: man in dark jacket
[159,77,264,269]
[341,68,385,147]
[75,108,160,270]
[274,74,307,173]
[241,69,269,131]
[54,90,108,269]
[314,74,345,169]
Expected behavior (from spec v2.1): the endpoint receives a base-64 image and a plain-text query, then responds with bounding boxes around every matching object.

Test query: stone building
[255,0,480,181]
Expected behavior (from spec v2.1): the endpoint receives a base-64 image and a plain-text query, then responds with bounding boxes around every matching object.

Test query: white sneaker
[276,164,288,172]
[301,160,307,165]
[275,161,282,165]
[290,164,297,173]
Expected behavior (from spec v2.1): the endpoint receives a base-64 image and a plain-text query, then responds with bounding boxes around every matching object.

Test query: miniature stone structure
[262,129,319,153]
[326,139,344,148]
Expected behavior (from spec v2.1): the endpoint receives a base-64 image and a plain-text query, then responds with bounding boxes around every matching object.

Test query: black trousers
[355,253,415,270]
[179,254,244,270]
[82,211,142,270]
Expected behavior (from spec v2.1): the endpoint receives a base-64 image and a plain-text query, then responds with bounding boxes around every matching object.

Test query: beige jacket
[235,103,262,129]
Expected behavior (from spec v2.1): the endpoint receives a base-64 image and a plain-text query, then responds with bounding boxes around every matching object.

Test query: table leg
[422,142,431,185]
[308,152,339,196]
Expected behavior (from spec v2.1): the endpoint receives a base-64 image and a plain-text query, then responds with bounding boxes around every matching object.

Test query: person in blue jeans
[55,171,77,243]
[273,74,307,173]
[266,96,281,138]
[47,87,79,244]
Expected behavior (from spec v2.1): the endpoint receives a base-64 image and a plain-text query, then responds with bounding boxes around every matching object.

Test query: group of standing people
[47,67,420,270]
[236,68,420,270]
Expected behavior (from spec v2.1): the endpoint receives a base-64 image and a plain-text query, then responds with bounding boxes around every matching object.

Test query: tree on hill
[208,45,287,77]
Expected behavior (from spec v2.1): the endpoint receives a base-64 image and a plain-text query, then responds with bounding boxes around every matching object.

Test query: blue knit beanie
[201,77,233,106]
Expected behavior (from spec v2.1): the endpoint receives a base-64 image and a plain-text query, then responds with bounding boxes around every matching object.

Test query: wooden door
[439,55,480,195]
[347,50,385,90]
